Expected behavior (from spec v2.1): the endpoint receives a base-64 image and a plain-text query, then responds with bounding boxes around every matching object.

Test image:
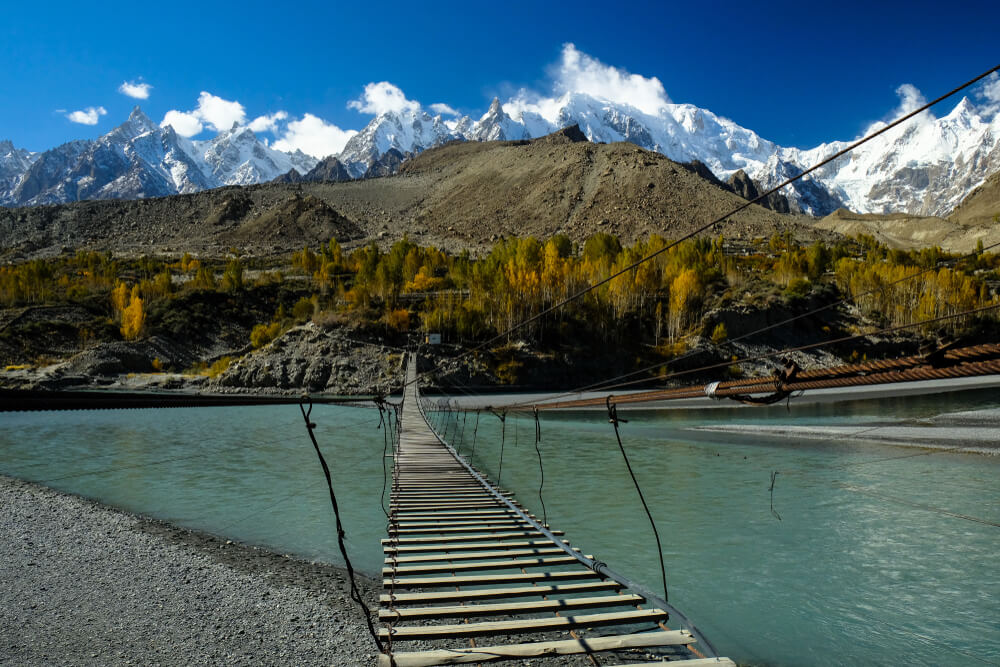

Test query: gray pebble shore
[0,475,379,666]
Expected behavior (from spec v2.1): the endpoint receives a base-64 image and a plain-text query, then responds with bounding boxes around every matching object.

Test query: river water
[2,387,998,666]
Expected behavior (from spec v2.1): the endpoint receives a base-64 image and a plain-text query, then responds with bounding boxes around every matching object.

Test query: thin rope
[533,406,548,527]
[471,410,481,456]
[376,394,391,519]
[495,410,507,487]
[607,396,668,603]
[769,471,782,521]
[298,396,385,653]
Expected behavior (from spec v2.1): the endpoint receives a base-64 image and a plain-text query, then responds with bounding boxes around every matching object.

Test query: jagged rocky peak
[533,124,589,145]
[364,148,407,179]
[272,169,304,184]
[728,170,759,200]
[471,97,526,142]
[303,155,353,183]
[726,168,790,213]
[117,106,158,137]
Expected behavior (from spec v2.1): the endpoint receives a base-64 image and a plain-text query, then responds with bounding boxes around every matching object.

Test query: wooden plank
[379,608,668,640]
[384,539,569,554]
[384,530,563,545]
[378,594,645,620]
[390,503,503,510]
[383,555,580,575]
[603,660,736,667]
[385,547,573,563]
[388,524,533,535]
[389,520,531,529]
[379,581,623,605]
[376,630,694,666]
[383,569,600,589]
[390,511,523,520]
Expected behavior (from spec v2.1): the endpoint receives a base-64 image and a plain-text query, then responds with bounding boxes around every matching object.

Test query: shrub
[251,321,282,348]
[292,296,314,321]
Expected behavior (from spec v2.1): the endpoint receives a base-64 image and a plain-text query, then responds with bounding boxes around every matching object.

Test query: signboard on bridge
[425,333,441,345]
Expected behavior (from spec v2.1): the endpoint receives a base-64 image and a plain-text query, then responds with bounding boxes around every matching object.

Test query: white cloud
[893,83,928,116]
[348,81,420,115]
[501,44,671,126]
[160,109,203,137]
[248,110,289,133]
[273,113,357,158]
[429,103,458,117]
[160,91,248,137]
[975,72,1000,115]
[194,91,246,131]
[119,80,152,99]
[865,83,934,136]
[66,106,107,125]
[553,43,670,115]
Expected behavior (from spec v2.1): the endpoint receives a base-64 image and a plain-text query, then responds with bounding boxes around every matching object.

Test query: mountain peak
[947,96,977,119]
[128,106,154,126]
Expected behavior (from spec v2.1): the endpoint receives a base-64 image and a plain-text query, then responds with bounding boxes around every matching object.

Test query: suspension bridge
[375,354,732,667]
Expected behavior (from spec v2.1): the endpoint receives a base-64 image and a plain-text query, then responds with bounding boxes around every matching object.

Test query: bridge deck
[378,356,733,667]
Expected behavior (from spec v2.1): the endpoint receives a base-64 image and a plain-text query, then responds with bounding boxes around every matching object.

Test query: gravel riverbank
[0,475,379,666]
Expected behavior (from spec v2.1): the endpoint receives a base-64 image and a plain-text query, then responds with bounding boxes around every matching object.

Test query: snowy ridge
[336,92,1000,217]
[0,107,317,207]
[337,108,461,178]
[2,93,998,217]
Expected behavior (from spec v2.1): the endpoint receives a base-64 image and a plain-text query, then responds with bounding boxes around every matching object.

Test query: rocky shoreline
[1,474,380,666]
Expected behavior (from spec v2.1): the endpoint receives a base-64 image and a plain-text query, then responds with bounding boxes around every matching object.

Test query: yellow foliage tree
[668,268,700,341]
[111,281,129,317]
[385,308,411,332]
[121,286,144,341]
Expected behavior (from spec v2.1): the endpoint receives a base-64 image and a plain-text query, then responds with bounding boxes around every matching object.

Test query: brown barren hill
[382,127,812,248]
[949,169,1000,228]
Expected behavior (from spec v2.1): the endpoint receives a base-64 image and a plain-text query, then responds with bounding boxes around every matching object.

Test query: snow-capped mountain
[337,107,462,178]
[0,140,37,195]
[336,92,1000,217]
[193,124,317,185]
[3,94,997,218]
[0,107,317,207]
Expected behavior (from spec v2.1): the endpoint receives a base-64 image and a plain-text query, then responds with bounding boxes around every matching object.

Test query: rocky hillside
[949,169,1000,229]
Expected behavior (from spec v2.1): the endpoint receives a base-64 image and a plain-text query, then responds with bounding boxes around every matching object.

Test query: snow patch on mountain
[0,107,317,207]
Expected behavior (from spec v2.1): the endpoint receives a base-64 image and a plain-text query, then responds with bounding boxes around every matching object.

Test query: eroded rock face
[64,337,198,376]
[215,324,405,394]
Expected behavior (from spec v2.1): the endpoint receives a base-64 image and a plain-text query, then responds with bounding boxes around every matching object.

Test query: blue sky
[2,0,998,153]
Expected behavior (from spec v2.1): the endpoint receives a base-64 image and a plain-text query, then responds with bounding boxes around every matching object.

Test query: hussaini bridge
[377,354,731,667]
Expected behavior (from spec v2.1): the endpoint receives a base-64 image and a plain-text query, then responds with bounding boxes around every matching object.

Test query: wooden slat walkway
[378,355,730,667]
